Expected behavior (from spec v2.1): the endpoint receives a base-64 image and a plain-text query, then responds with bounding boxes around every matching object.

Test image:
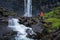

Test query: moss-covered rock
[0,7,16,17]
[44,6,60,32]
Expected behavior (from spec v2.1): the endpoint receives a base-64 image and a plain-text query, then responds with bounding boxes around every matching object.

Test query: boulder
[31,23,45,33]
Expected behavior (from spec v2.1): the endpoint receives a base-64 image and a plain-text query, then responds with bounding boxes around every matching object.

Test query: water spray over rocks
[8,18,36,40]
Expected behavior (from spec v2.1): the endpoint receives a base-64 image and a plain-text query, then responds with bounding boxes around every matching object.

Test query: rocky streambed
[0,20,17,40]
[0,17,60,40]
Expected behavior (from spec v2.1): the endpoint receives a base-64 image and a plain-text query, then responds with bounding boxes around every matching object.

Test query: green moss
[44,6,60,18]
[48,29,52,32]
[44,6,60,32]
[45,18,60,29]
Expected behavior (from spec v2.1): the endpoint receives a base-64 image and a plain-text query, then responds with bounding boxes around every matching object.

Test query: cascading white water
[8,18,35,40]
[24,0,32,17]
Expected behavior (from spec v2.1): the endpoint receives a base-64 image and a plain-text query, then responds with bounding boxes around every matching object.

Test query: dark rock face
[0,0,24,16]
[19,17,45,33]
[18,17,60,40]
[0,21,17,40]
[18,17,47,39]
[0,0,60,16]
[31,23,45,33]
[41,30,60,40]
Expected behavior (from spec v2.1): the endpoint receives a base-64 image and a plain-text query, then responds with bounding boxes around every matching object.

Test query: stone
[31,23,45,33]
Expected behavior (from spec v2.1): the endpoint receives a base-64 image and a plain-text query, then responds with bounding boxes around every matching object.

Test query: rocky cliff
[0,0,60,16]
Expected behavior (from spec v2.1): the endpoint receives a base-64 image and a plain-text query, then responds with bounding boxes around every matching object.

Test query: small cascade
[8,18,35,40]
[24,0,32,17]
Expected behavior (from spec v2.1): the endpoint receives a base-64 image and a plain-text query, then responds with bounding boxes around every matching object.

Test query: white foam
[8,18,34,40]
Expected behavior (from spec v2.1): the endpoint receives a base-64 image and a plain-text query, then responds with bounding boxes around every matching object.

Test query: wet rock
[41,30,60,40]
[19,17,27,24]
[46,22,52,25]
[19,17,37,27]
[0,31,17,40]
[0,21,17,40]
[55,35,60,40]
[31,23,45,33]
[41,35,52,40]
[23,22,31,27]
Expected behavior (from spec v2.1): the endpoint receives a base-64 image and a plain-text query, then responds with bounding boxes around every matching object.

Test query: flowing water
[8,18,35,40]
[24,0,32,17]
[8,0,34,40]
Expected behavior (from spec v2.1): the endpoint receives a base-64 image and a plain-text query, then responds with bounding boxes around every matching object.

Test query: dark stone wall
[0,0,60,16]
[0,0,24,16]
[32,0,60,16]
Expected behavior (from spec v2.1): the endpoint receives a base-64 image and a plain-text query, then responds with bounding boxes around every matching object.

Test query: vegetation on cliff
[44,6,60,32]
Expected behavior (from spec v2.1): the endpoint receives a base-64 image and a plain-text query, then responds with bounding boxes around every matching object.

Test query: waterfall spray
[8,18,35,40]
[24,0,32,17]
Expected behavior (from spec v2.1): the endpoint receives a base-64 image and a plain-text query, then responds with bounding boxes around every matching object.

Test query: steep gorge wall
[0,0,60,16]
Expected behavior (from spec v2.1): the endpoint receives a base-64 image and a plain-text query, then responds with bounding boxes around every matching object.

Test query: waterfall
[8,18,35,40]
[24,0,32,17]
